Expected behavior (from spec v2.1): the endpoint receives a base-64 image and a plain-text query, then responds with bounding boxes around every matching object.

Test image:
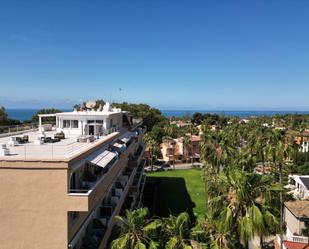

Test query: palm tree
[111,208,159,249]
[191,208,232,249]
[143,133,157,171]
[203,169,280,249]
[164,124,178,138]
[183,134,192,164]
[162,212,193,249]
[201,132,222,174]
[267,130,291,249]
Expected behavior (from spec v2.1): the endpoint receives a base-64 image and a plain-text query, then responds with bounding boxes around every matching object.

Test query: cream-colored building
[275,200,309,249]
[0,106,146,249]
[295,132,309,153]
[160,135,201,163]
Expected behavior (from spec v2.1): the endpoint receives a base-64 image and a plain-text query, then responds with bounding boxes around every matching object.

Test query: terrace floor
[0,130,120,160]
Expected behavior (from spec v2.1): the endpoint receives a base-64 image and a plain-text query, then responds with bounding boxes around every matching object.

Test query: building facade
[160,135,201,163]
[275,201,309,249]
[0,105,146,249]
[295,132,309,153]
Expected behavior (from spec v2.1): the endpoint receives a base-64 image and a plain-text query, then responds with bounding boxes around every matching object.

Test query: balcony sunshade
[119,132,133,143]
[113,142,125,149]
[88,150,117,168]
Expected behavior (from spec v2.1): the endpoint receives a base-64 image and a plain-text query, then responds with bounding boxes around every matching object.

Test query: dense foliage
[111,208,193,249]
[192,112,228,127]
[113,102,165,131]
[138,112,309,249]
[31,108,62,123]
[0,106,21,126]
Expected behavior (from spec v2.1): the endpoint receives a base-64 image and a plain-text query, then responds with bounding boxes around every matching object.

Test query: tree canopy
[31,108,62,123]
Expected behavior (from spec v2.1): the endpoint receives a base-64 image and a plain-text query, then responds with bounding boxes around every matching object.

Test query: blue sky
[0,0,309,110]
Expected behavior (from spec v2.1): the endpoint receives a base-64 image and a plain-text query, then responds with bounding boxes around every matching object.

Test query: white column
[39,116,42,132]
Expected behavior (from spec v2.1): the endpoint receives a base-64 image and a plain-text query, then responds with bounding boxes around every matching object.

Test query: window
[110,119,113,127]
[87,120,95,124]
[63,120,70,128]
[96,120,103,124]
[71,120,78,128]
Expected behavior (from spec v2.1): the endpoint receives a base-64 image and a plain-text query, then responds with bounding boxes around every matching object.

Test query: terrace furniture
[43,137,52,143]
[8,137,18,147]
[0,143,10,156]
[77,136,87,143]
[16,137,24,144]
[22,135,29,143]
[86,135,95,143]
[43,137,59,143]
[54,131,65,140]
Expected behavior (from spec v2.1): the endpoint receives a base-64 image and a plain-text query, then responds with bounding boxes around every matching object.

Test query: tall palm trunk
[150,148,154,172]
[279,162,283,249]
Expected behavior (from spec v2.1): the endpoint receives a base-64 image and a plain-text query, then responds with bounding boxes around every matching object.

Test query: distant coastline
[6,108,309,122]
[161,110,309,118]
[6,109,70,122]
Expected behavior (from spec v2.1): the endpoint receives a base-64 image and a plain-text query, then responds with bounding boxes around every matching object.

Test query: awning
[88,150,117,168]
[118,132,134,144]
[112,142,126,153]
[113,142,126,149]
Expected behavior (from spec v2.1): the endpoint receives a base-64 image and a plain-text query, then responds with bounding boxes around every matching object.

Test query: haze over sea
[6,109,309,122]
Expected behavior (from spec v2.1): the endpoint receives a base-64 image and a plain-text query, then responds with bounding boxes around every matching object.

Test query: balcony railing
[276,234,309,249]
[69,167,135,249]
[69,137,138,195]
[0,123,38,136]
[69,157,119,195]
[287,234,309,243]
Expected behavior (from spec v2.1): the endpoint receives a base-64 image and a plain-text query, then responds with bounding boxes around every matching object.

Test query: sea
[6,108,309,122]
[161,110,309,118]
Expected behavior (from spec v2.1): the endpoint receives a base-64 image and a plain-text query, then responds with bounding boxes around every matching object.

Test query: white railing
[0,124,38,137]
[276,234,309,248]
[287,234,309,243]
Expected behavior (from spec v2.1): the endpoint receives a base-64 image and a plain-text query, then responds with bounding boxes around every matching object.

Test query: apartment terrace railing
[128,144,145,168]
[69,139,137,195]
[0,123,38,137]
[69,166,137,249]
[0,135,117,160]
[98,166,137,249]
[69,157,119,195]
[287,234,309,243]
[276,234,309,249]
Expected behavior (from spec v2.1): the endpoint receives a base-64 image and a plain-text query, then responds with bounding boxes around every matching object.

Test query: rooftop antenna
[119,87,122,103]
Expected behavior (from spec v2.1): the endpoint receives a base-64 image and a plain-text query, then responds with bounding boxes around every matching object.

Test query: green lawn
[146,168,206,219]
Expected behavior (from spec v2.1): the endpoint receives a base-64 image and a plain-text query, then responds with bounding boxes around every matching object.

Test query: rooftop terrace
[0,130,121,161]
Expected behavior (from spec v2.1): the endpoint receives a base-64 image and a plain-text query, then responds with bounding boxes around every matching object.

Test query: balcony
[128,145,145,169]
[121,160,146,214]
[276,234,309,249]
[68,166,137,249]
[67,137,137,212]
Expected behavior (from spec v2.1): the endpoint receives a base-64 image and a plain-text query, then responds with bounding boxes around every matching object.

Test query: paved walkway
[169,163,204,170]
